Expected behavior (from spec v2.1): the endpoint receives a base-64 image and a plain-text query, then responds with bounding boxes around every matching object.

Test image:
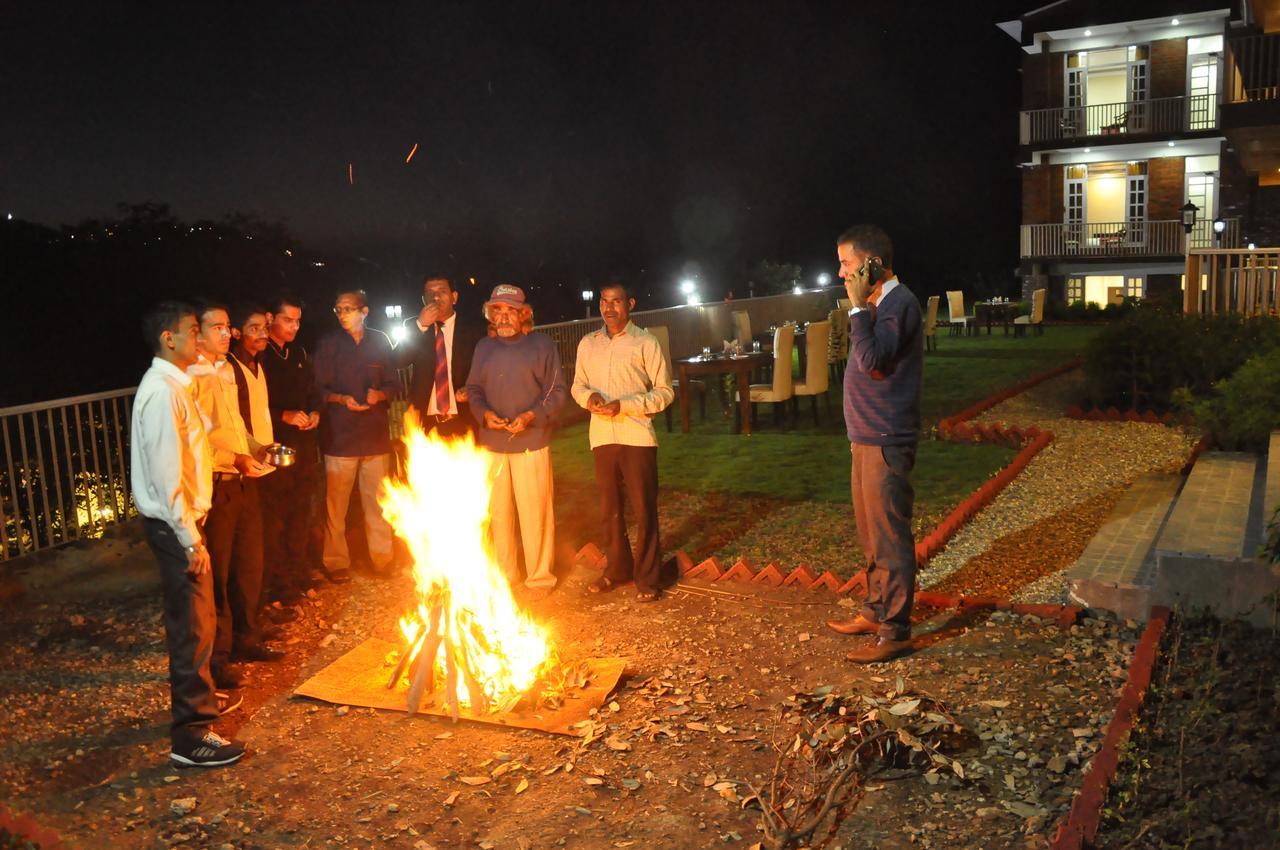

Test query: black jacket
[401,313,485,430]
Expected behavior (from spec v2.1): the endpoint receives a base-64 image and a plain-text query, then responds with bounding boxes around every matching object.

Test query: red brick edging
[1065,405,1179,425]
[936,358,1083,442]
[1050,606,1171,850]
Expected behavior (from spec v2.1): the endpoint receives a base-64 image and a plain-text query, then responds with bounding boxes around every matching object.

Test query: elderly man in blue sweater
[464,285,567,598]
[826,225,924,664]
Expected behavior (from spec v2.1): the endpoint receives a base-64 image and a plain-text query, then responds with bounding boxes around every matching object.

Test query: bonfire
[379,414,554,718]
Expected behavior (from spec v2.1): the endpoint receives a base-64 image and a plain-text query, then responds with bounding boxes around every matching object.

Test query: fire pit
[294,415,625,735]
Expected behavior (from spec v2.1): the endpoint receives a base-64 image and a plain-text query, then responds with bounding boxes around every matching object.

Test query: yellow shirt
[571,321,673,448]
[187,354,257,473]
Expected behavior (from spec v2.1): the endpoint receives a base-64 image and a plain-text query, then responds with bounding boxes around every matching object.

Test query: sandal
[587,576,616,594]
[635,589,661,603]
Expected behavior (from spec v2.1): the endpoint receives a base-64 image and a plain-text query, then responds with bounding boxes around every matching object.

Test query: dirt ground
[0,519,1141,850]
[1094,614,1280,849]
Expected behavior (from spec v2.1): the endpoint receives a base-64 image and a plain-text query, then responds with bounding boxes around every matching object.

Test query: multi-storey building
[1000,0,1280,307]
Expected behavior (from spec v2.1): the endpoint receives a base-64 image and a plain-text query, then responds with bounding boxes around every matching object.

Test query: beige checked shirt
[572,321,674,448]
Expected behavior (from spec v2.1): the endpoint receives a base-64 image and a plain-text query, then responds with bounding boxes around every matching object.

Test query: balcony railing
[1185,248,1280,315]
[1019,94,1218,144]
[1226,33,1280,103]
[1020,218,1240,258]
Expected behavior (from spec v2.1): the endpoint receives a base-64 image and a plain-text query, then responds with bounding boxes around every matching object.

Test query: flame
[380,413,551,712]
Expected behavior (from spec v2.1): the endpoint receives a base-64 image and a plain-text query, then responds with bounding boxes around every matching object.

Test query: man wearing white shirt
[571,281,674,602]
[400,275,484,439]
[131,301,245,768]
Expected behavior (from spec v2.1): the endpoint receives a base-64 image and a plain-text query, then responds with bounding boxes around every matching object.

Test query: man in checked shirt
[571,281,674,602]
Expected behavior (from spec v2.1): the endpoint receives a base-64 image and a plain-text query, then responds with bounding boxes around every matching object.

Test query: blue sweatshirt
[842,281,923,446]
[464,332,567,453]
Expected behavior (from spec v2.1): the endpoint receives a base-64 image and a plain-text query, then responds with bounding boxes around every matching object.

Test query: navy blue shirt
[313,328,400,457]
[464,333,566,454]
[842,282,923,446]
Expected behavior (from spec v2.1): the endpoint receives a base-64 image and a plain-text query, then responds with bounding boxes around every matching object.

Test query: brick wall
[1148,157,1185,220]
[1022,166,1053,224]
[1251,186,1280,246]
[1049,164,1064,222]
[1022,53,1064,111]
[1149,38,1187,100]
[1219,143,1252,225]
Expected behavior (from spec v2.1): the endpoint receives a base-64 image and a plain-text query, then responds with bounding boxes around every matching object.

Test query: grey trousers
[851,442,917,640]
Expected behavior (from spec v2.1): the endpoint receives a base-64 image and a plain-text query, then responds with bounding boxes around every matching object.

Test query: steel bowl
[264,443,297,468]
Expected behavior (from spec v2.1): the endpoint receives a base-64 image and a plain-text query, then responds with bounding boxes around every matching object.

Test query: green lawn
[549,324,1099,571]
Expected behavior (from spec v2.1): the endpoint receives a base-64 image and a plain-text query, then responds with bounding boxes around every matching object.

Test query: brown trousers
[851,442,917,640]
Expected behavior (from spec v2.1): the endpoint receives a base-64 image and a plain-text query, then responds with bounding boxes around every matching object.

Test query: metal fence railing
[0,289,843,563]
[1020,218,1241,258]
[1,388,137,561]
[1019,94,1218,145]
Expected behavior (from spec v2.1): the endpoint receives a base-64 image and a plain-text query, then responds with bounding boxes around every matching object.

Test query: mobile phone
[861,256,885,283]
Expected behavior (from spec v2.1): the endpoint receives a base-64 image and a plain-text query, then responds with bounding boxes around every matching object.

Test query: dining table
[974,301,1017,335]
[674,350,772,436]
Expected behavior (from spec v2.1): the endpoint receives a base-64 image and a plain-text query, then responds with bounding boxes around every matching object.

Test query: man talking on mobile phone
[826,224,924,664]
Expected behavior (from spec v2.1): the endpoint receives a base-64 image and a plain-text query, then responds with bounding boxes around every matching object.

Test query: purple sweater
[842,282,923,446]
[464,333,567,453]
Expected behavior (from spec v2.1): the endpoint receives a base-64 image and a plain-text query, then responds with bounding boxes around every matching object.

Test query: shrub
[1184,346,1280,451]
[1084,311,1280,410]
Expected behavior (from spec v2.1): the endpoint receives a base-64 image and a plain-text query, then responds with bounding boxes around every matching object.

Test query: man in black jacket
[401,275,484,438]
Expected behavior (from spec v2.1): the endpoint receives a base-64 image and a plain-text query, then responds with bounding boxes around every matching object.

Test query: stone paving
[915,370,1199,603]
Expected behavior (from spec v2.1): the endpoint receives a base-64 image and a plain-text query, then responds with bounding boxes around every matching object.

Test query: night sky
[3,1,1030,306]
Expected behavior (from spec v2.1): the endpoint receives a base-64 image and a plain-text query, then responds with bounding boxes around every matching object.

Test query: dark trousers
[143,518,219,744]
[851,442,917,641]
[593,444,661,593]
[205,476,265,661]
[261,455,321,597]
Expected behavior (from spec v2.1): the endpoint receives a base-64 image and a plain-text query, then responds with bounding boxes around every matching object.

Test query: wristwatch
[185,543,204,555]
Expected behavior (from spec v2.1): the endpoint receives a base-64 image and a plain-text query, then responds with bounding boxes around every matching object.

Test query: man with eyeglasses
[188,298,281,692]
[399,274,484,439]
[313,290,401,579]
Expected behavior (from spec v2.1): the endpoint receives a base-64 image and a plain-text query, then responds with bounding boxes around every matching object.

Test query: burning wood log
[405,603,444,714]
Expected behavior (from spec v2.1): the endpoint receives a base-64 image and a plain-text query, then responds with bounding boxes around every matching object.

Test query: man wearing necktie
[401,275,484,439]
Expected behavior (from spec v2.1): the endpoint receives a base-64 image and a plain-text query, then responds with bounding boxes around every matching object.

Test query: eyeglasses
[333,306,363,316]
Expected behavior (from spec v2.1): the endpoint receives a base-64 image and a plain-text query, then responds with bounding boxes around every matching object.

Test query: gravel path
[917,370,1199,602]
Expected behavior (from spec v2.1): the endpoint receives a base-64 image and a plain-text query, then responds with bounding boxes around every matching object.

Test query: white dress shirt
[416,312,457,416]
[130,357,213,548]
[571,321,674,449]
[849,276,900,315]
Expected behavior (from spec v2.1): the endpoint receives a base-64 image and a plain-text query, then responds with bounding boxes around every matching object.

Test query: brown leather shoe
[826,614,881,636]
[845,637,913,664]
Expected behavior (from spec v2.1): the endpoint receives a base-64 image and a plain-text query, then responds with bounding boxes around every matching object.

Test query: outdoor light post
[680,279,699,306]
[1212,217,1225,246]
[581,289,593,319]
[1180,200,1199,314]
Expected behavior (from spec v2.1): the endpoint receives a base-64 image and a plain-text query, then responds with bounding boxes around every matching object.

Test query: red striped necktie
[433,324,450,413]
